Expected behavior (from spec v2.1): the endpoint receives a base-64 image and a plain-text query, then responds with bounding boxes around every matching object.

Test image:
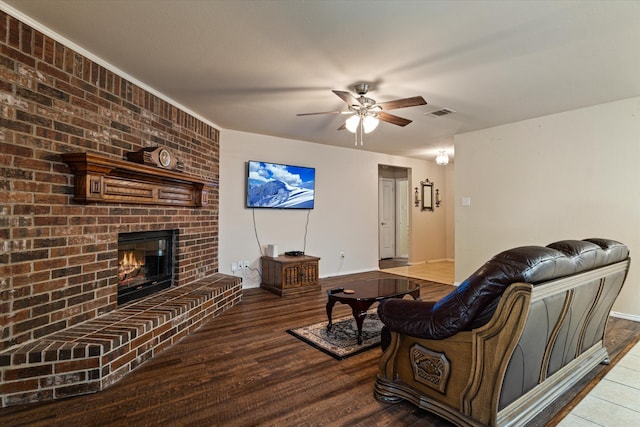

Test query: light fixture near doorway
[436,150,449,165]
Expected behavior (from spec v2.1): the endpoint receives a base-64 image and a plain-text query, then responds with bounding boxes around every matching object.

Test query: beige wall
[445,164,456,260]
[219,130,450,287]
[454,97,640,318]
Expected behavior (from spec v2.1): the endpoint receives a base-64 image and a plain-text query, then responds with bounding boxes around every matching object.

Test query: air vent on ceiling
[427,108,455,117]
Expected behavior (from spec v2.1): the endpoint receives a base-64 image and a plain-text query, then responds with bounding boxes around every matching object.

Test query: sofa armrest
[376,283,533,427]
[377,299,438,337]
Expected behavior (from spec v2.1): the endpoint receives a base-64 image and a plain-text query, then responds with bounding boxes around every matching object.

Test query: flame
[119,250,144,283]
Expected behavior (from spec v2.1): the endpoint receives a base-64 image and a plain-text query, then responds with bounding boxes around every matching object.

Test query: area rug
[287,311,382,360]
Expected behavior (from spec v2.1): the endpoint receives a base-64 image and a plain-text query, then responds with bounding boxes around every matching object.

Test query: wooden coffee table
[326,277,421,344]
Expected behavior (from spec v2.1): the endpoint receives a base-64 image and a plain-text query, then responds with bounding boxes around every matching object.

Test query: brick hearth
[0,274,241,407]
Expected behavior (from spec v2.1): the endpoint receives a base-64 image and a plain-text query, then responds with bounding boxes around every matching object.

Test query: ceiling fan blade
[337,122,347,131]
[333,90,360,106]
[377,96,427,111]
[378,111,412,127]
[296,111,344,116]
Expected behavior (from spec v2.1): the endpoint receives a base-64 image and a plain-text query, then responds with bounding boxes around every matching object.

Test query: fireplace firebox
[117,230,176,305]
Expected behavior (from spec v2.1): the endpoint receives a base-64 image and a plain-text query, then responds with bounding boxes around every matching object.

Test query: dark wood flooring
[379,258,409,269]
[1,270,638,426]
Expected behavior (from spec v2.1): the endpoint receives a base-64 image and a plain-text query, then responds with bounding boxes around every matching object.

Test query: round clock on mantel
[126,146,178,170]
[158,148,172,168]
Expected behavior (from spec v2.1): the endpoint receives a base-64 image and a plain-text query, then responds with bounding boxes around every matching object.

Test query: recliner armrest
[377,299,442,338]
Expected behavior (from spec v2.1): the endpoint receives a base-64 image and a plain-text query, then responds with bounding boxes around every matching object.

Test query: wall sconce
[435,189,442,208]
[416,180,434,211]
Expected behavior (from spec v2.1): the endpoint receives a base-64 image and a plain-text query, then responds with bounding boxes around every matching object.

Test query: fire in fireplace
[117,230,176,305]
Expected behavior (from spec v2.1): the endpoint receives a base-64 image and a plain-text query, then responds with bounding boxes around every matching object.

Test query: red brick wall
[0,11,220,353]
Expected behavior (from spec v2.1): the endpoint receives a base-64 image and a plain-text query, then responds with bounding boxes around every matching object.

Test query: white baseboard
[610,311,640,323]
[407,258,455,266]
[427,258,455,263]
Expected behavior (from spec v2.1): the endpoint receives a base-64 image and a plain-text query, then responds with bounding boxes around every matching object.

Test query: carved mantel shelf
[62,152,217,207]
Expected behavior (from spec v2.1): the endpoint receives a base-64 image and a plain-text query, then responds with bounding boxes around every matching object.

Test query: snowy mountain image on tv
[246,161,315,209]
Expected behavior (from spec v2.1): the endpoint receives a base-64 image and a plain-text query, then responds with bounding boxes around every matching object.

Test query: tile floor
[382,261,640,426]
[557,340,640,426]
[380,260,455,284]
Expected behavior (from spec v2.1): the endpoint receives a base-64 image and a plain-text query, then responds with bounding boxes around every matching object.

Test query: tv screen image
[246,160,315,209]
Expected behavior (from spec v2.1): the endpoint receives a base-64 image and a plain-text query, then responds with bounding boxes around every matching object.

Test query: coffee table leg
[351,302,375,345]
[354,310,365,345]
[326,298,337,331]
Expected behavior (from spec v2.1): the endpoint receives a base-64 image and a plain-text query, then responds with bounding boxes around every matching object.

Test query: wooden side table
[260,254,320,296]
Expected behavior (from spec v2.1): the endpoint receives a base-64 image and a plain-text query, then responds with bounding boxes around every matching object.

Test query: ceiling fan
[297,83,427,145]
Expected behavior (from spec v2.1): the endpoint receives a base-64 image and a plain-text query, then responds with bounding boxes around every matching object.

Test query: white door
[396,179,409,258]
[379,178,395,259]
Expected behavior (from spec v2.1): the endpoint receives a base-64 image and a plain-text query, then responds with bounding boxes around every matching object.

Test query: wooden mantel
[61,152,217,207]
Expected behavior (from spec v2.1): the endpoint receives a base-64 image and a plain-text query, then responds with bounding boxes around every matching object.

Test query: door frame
[395,178,409,258]
[378,165,410,261]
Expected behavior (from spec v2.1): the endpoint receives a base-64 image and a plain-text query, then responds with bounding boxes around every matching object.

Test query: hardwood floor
[378,258,409,269]
[1,270,638,426]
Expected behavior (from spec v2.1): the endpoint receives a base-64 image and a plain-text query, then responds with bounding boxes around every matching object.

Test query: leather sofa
[375,238,630,427]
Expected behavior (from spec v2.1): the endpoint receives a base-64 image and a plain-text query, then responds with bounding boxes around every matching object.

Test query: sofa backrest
[498,239,630,410]
[430,239,629,338]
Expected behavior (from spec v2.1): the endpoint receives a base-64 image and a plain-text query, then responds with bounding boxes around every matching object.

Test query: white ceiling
[3,0,640,161]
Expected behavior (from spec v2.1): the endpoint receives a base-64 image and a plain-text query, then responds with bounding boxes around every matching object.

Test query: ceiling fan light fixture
[345,115,360,133]
[297,83,426,146]
[363,115,379,133]
[436,150,449,165]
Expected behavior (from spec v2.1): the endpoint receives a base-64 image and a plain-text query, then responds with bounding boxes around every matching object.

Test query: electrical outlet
[340,252,345,258]
[243,260,249,269]
[231,262,238,272]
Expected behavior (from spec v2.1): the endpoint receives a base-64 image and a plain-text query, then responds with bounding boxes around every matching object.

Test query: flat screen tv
[246,160,315,209]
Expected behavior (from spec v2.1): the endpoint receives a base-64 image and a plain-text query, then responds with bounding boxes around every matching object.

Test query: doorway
[378,165,409,266]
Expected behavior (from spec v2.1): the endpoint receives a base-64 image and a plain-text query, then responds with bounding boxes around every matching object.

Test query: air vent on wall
[427,108,455,117]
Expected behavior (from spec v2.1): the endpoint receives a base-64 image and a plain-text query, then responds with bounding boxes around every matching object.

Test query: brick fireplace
[0,11,242,407]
